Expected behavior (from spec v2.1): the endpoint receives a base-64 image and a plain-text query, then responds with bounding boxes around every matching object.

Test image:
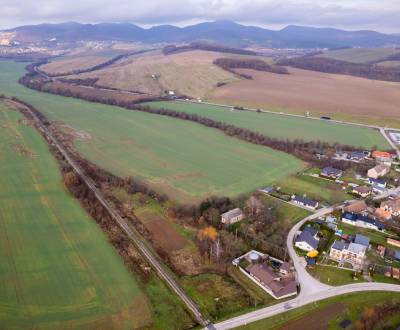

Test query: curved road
[213,205,400,329]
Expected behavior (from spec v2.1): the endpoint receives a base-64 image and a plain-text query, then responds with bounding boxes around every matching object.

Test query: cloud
[0,0,399,33]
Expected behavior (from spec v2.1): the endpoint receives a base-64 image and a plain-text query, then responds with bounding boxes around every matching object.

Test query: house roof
[293,196,318,208]
[321,167,343,176]
[350,151,365,159]
[347,242,366,255]
[303,226,318,236]
[372,150,392,159]
[280,261,292,272]
[342,212,385,230]
[246,263,297,298]
[221,208,243,220]
[374,208,392,220]
[353,186,372,194]
[296,230,319,249]
[395,250,400,261]
[354,234,370,247]
[344,200,368,213]
[368,178,386,185]
[381,198,400,212]
[342,212,358,221]
[332,240,346,251]
[369,164,390,175]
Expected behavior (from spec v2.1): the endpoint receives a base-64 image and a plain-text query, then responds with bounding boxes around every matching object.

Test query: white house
[295,227,319,252]
[367,164,390,179]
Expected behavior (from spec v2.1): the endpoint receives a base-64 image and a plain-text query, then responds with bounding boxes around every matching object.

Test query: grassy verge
[307,265,364,286]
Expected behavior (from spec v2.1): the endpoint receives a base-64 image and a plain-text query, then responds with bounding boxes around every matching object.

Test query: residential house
[321,167,343,179]
[354,234,370,247]
[374,208,392,221]
[381,198,400,217]
[368,178,386,189]
[349,151,366,161]
[371,150,392,160]
[221,208,244,225]
[330,240,367,266]
[295,227,319,252]
[342,212,385,231]
[245,263,298,299]
[352,186,373,198]
[344,200,368,213]
[292,195,319,210]
[367,164,390,179]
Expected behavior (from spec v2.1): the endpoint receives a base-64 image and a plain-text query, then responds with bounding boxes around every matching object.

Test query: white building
[221,208,244,225]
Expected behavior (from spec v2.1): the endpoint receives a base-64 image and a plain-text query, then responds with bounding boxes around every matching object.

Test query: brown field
[377,60,400,68]
[210,67,400,126]
[47,81,146,102]
[279,302,345,330]
[41,56,109,75]
[72,50,240,98]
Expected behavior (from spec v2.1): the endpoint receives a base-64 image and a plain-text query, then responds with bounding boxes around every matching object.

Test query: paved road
[286,207,334,297]
[214,283,400,330]
[8,99,213,329]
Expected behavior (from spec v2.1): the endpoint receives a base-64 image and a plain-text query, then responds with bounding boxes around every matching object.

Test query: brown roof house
[381,198,400,217]
[367,164,390,179]
[221,208,244,225]
[344,200,368,213]
[245,263,297,299]
[352,186,373,198]
[374,208,392,221]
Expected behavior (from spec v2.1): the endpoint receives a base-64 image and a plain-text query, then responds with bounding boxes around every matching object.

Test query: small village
[220,148,400,300]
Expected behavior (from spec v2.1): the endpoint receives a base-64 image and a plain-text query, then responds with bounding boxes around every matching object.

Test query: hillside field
[144,101,389,149]
[69,50,240,97]
[0,102,152,329]
[0,60,303,202]
[317,48,400,63]
[208,67,400,128]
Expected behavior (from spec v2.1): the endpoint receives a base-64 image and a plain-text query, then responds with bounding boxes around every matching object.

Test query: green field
[144,101,389,149]
[0,102,152,329]
[0,61,303,202]
[239,291,400,330]
[317,48,400,63]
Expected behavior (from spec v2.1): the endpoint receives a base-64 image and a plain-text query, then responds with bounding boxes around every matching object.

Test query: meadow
[144,101,390,149]
[0,102,152,329]
[70,50,240,97]
[207,67,400,129]
[0,60,303,202]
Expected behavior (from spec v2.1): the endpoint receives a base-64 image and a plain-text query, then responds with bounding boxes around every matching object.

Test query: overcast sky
[1,0,399,33]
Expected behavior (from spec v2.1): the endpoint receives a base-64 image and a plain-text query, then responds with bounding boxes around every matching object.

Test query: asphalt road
[9,99,212,329]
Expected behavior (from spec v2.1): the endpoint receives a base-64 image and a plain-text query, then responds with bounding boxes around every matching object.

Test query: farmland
[207,67,400,128]
[0,60,303,203]
[144,100,390,149]
[69,50,240,97]
[317,47,400,64]
[41,55,110,75]
[0,101,152,329]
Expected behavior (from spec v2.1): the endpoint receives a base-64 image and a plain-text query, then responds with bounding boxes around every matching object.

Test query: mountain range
[5,20,400,48]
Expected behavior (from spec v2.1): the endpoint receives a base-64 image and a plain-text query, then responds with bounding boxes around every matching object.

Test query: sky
[1,0,399,33]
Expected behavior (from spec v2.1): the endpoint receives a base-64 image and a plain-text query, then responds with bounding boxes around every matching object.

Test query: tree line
[278,56,400,82]
[162,42,257,56]
[214,57,289,79]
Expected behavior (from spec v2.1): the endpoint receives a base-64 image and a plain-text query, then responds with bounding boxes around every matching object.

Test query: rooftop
[354,234,370,247]
[296,230,319,249]
[292,195,318,208]
[347,242,367,255]
[332,240,346,251]
[221,208,243,220]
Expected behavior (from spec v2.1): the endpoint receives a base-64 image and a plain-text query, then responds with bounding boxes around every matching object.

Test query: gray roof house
[354,234,370,247]
[221,208,244,225]
[295,230,319,252]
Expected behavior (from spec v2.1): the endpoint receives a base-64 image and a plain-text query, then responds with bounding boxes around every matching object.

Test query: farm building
[295,227,319,252]
[352,186,372,198]
[342,212,385,231]
[292,195,319,210]
[381,198,400,217]
[321,167,343,179]
[329,240,366,267]
[367,164,390,179]
[221,208,244,225]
